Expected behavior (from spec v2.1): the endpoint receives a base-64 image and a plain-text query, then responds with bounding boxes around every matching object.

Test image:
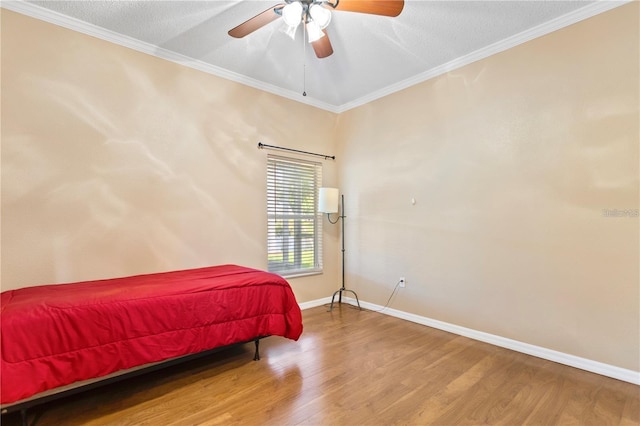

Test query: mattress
[1,264,303,404]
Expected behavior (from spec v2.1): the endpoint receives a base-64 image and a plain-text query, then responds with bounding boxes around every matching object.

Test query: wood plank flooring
[4,304,639,425]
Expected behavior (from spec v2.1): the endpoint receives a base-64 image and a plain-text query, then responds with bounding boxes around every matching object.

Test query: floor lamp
[318,188,362,312]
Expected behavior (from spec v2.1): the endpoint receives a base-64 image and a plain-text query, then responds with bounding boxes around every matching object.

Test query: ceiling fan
[228,0,404,59]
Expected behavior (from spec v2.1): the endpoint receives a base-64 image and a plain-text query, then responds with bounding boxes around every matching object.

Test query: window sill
[280,269,323,279]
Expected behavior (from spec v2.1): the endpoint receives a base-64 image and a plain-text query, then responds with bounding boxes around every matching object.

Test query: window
[267,155,323,276]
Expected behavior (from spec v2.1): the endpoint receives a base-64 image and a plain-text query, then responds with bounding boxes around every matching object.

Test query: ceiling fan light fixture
[228,0,404,59]
[307,19,325,43]
[309,4,331,29]
[282,23,298,40]
[282,2,303,27]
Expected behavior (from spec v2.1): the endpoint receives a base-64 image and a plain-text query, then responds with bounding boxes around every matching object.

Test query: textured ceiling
[3,1,627,112]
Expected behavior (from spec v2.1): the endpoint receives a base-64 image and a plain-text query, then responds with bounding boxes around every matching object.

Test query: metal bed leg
[253,338,260,361]
[20,408,28,426]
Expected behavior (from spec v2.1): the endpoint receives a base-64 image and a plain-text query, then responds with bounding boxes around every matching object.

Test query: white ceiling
[3,1,628,112]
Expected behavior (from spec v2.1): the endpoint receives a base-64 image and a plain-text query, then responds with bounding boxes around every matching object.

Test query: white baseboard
[299,297,640,385]
[298,297,332,311]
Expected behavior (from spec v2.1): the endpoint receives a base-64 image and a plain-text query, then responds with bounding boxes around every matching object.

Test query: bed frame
[1,264,303,426]
[1,337,265,426]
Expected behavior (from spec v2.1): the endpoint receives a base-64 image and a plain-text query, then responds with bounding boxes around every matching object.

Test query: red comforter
[0,265,303,404]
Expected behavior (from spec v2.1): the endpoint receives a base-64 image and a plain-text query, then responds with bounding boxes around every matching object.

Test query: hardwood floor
[4,305,639,425]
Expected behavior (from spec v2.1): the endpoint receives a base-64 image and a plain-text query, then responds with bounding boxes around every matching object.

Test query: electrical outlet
[399,277,406,288]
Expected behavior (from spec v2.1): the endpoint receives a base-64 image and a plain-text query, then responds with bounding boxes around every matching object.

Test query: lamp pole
[328,194,361,312]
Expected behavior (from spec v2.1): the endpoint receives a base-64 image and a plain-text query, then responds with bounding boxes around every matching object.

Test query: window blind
[267,155,323,276]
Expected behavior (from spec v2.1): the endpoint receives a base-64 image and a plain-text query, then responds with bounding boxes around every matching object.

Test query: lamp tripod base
[328,288,362,312]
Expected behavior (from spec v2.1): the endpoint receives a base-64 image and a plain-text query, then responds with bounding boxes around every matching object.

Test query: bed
[0,264,303,419]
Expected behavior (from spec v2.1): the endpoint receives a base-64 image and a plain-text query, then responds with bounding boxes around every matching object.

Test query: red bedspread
[0,265,303,404]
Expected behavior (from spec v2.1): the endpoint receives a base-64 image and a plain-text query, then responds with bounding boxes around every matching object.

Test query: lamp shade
[282,1,303,27]
[306,19,325,43]
[309,4,331,29]
[318,187,339,213]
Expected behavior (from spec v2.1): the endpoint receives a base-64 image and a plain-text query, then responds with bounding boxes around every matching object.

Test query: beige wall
[336,3,639,371]
[2,4,638,372]
[0,10,341,303]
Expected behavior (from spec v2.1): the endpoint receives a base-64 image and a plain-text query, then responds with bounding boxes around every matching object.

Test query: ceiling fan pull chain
[303,21,307,96]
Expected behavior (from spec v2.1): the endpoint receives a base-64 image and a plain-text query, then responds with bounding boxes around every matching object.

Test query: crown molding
[1,0,630,114]
[336,0,632,113]
[0,0,341,113]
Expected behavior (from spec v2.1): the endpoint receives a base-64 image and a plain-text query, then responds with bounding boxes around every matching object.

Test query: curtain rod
[258,142,335,160]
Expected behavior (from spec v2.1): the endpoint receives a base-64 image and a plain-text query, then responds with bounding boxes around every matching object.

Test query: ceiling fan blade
[332,0,404,17]
[228,4,284,38]
[311,31,334,58]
